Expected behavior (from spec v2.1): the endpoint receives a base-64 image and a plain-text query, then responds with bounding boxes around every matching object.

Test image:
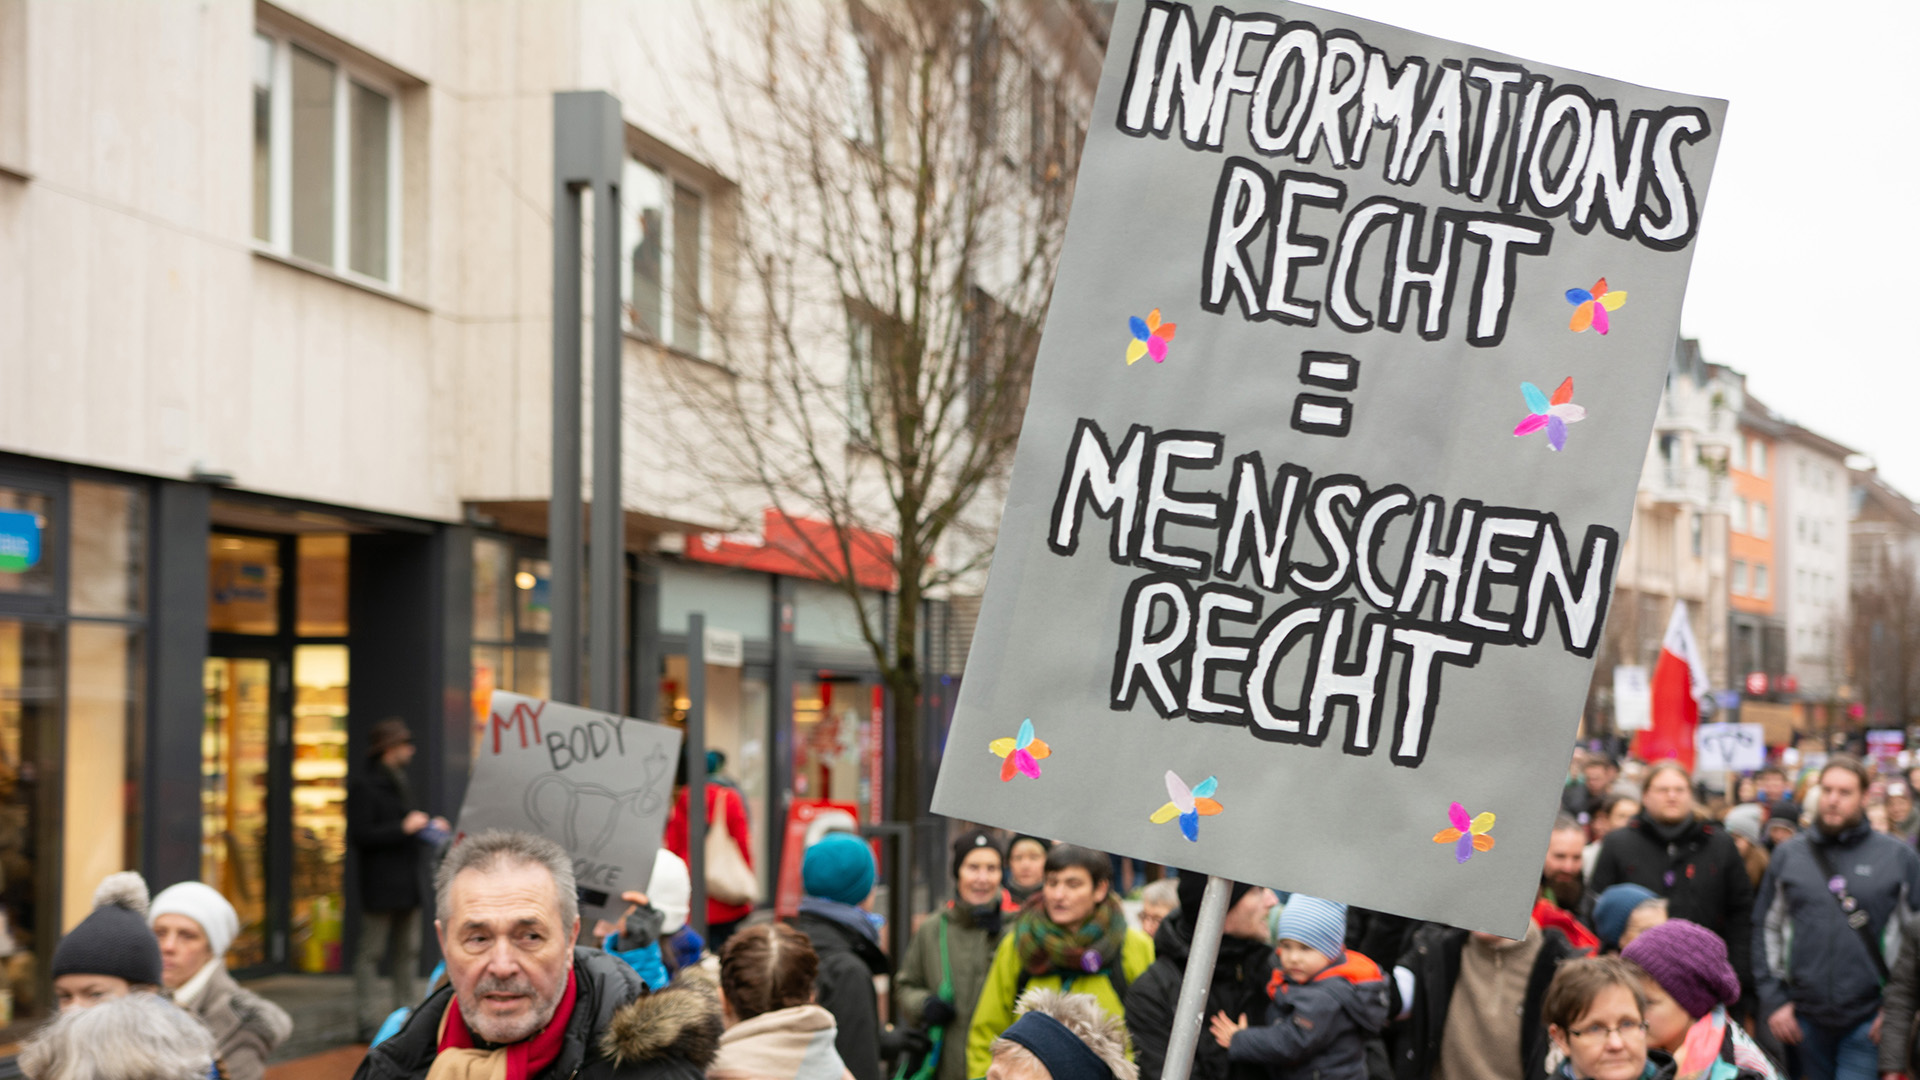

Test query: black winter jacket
[351,948,722,1080]
[1589,813,1755,994]
[1125,916,1276,1080]
[1389,923,1581,1080]
[348,763,423,912]
[1756,821,1920,1029]
[1227,959,1389,1080]
[790,904,891,1080]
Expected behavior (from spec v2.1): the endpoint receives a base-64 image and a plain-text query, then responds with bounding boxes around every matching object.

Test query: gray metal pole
[551,90,624,706]
[589,171,624,713]
[687,613,709,940]
[549,163,582,706]
[1161,875,1233,1080]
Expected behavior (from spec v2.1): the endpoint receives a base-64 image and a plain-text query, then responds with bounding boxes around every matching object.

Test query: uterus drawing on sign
[523,744,673,856]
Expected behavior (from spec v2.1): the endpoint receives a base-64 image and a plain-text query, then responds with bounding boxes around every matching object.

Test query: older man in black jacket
[348,718,447,1039]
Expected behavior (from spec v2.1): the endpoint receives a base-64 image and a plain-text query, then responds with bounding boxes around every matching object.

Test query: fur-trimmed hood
[602,978,723,1070]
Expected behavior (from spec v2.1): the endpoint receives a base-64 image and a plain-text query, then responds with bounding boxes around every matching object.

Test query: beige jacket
[182,964,293,1080]
[709,1005,855,1080]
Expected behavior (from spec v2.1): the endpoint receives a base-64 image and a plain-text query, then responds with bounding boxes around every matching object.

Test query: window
[470,537,552,759]
[1754,564,1769,598]
[1753,501,1769,538]
[1731,498,1747,534]
[1751,440,1767,477]
[1730,434,1746,472]
[1690,512,1702,557]
[1732,560,1748,595]
[253,31,399,284]
[621,159,706,355]
[841,15,885,146]
[847,307,878,444]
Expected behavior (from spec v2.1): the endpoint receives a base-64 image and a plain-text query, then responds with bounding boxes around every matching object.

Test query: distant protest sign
[1695,723,1765,773]
[456,692,682,927]
[931,0,1724,935]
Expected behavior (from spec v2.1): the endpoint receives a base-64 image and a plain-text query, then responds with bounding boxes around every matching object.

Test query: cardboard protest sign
[931,0,1724,935]
[456,692,682,927]
[1695,723,1765,773]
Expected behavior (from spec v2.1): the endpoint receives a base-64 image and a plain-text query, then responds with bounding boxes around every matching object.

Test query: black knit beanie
[51,872,163,986]
[1176,873,1254,931]
[952,829,1003,879]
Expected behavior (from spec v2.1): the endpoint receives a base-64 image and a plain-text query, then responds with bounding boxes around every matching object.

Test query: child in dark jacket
[1208,896,1390,1080]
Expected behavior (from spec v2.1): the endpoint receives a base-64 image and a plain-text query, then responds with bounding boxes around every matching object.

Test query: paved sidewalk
[263,1045,366,1080]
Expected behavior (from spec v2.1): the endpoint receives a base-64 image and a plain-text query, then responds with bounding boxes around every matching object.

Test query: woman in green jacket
[894,831,1013,1080]
[965,845,1154,1078]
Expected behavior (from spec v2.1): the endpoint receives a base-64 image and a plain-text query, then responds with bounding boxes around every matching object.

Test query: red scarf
[437,969,579,1080]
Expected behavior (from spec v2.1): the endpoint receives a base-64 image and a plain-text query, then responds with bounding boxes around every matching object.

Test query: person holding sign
[1124,876,1276,1080]
[965,847,1152,1080]
[353,830,723,1080]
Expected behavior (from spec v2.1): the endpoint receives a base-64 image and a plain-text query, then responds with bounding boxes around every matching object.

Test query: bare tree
[650,1,1100,823]
[1850,550,1920,729]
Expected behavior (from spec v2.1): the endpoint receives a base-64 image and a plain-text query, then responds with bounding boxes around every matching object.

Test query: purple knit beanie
[1621,919,1740,1018]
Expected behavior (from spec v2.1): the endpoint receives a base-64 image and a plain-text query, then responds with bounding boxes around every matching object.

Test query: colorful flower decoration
[1513,377,1587,452]
[1566,278,1627,334]
[1126,309,1178,365]
[1432,802,1496,864]
[989,718,1051,782]
[1150,770,1223,841]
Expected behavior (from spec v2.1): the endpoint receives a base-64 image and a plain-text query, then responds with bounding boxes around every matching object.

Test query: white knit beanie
[148,882,240,959]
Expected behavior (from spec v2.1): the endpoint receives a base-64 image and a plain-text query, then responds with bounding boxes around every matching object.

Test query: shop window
[473,537,514,643]
[290,645,347,973]
[0,488,53,599]
[202,657,272,969]
[659,656,769,885]
[469,539,552,758]
[0,620,58,1023]
[253,31,400,284]
[61,623,143,934]
[68,481,145,618]
[793,678,882,826]
[209,535,282,635]
[622,160,706,355]
[296,534,349,637]
[516,557,552,634]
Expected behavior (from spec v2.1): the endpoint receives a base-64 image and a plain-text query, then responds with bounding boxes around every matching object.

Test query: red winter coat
[665,784,755,926]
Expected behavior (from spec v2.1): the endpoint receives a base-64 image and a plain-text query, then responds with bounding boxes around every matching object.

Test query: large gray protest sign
[931,0,1723,935]
[456,692,681,928]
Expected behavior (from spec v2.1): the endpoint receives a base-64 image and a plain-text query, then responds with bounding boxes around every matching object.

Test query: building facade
[0,0,1099,1026]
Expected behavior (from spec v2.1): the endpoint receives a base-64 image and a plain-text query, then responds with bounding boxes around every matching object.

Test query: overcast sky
[1319,0,1914,493]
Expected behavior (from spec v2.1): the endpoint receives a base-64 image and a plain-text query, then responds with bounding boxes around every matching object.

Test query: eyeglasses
[1568,1022,1650,1043]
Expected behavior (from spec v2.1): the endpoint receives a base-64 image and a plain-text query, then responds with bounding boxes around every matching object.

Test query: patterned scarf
[1673,1006,1779,1080]
[1012,895,1129,979]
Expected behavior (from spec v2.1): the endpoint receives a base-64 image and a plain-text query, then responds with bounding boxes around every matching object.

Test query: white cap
[646,849,692,934]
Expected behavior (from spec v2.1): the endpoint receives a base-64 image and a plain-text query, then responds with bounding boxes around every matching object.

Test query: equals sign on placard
[1291,351,1358,437]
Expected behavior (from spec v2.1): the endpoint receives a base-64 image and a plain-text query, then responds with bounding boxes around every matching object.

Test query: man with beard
[354,830,722,1080]
[1124,876,1277,1080]
[1758,756,1920,1080]
[1539,817,1597,942]
[1589,762,1754,1005]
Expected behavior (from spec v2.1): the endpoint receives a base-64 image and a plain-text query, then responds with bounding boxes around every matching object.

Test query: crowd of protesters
[20,717,1920,1080]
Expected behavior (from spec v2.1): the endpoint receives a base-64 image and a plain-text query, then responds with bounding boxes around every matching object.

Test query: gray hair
[989,988,1137,1080]
[435,829,579,929]
[19,992,217,1080]
[1140,879,1179,909]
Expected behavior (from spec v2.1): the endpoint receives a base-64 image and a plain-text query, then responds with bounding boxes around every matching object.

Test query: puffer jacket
[893,902,1004,1080]
[1125,915,1276,1080]
[1226,951,1389,1080]
[1756,820,1920,1029]
[351,948,722,1080]
[183,964,293,1080]
[1590,812,1755,994]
